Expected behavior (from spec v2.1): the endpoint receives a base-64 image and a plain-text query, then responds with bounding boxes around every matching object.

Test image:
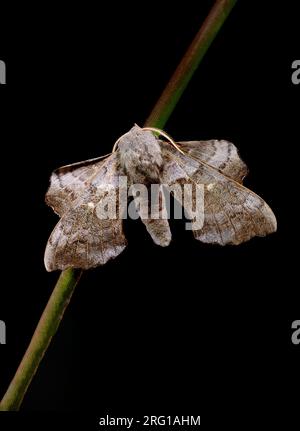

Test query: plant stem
[0,0,237,411]
[145,0,238,129]
[0,269,82,411]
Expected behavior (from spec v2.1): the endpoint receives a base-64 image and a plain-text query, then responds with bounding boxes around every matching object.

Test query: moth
[44,125,277,271]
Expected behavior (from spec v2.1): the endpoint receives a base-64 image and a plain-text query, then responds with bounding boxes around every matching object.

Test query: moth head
[115,124,155,149]
[116,124,163,176]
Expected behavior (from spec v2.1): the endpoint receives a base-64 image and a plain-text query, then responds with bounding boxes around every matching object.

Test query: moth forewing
[160,144,276,245]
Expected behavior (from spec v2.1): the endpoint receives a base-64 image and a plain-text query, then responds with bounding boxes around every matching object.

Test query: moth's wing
[44,153,127,271]
[46,155,108,216]
[161,147,277,245]
[176,140,248,183]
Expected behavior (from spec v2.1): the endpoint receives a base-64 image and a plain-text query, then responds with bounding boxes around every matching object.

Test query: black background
[0,0,299,427]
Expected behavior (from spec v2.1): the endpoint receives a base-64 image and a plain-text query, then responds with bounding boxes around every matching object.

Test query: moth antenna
[112,126,186,156]
[142,127,186,155]
[112,131,132,153]
[99,152,113,159]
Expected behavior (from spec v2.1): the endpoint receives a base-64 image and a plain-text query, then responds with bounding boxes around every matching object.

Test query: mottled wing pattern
[46,156,106,216]
[161,145,277,245]
[45,153,127,271]
[177,140,248,183]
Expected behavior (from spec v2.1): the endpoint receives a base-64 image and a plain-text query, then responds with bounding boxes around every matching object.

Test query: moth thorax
[118,125,163,183]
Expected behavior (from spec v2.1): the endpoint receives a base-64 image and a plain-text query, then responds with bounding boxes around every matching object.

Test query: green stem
[145,0,238,129]
[0,0,237,411]
[0,269,82,411]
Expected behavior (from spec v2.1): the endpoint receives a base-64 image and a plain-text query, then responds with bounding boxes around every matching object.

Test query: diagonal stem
[0,269,82,411]
[145,0,238,129]
[0,0,237,411]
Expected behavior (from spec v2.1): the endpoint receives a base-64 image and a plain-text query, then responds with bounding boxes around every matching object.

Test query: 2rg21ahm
[143,416,201,426]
